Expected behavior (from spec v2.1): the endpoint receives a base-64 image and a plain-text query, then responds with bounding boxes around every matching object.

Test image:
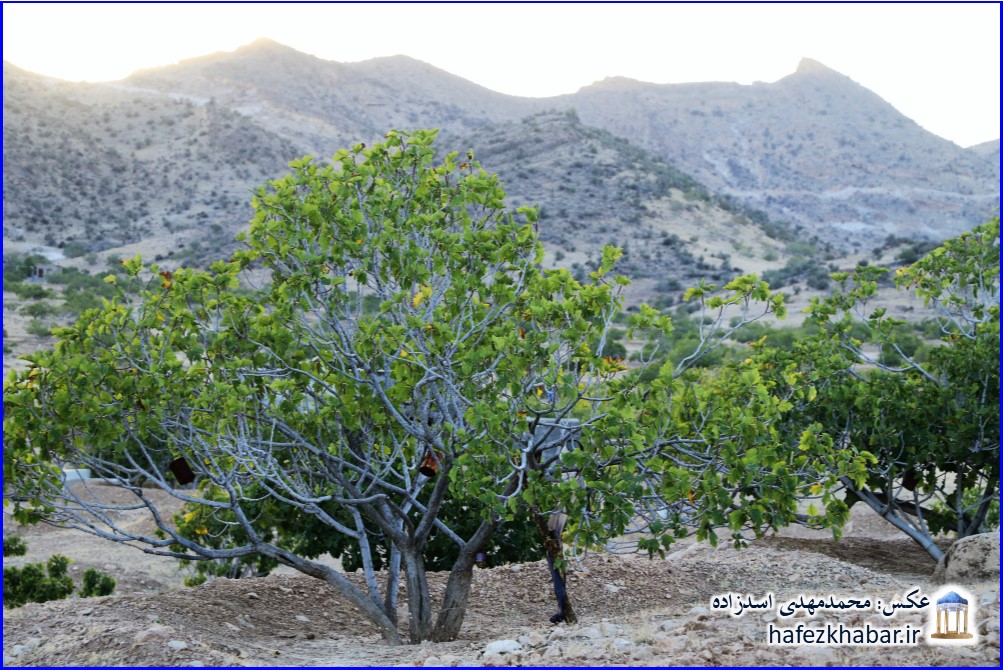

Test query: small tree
[758,217,999,560]
[4,130,867,643]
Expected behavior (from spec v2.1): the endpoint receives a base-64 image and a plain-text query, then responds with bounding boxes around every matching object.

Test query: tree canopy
[5,129,873,643]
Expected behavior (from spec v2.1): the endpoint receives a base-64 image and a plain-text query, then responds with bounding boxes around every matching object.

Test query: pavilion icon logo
[927,586,978,645]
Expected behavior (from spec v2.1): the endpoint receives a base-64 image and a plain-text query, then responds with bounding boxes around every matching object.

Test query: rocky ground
[3,490,999,666]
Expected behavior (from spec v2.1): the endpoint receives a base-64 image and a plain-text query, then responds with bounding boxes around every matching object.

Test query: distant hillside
[111,42,998,248]
[123,38,536,160]
[969,139,1000,167]
[4,41,998,266]
[559,58,999,248]
[453,111,794,301]
[3,61,299,257]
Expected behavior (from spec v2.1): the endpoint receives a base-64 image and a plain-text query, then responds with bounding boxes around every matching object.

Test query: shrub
[2,538,117,607]
[21,302,58,319]
[63,241,88,258]
[10,283,55,300]
[80,568,116,598]
[3,554,74,608]
[26,320,53,338]
[3,536,28,557]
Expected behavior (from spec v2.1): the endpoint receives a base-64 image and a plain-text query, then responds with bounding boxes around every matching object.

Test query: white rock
[79,607,94,616]
[422,656,441,666]
[295,614,310,622]
[547,627,566,642]
[599,622,624,636]
[167,640,189,651]
[542,644,563,659]
[604,583,621,593]
[484,639,522,654]
[11,645,24,658]
[574,625,602,639]
[611,637,635,651]
[134,625,171,644]
[225,622,240,632]
[633,646,655,661]
[689,605,711,619]
[246,592,260,600]
[657,619,681,632]
[934,530,1001,584]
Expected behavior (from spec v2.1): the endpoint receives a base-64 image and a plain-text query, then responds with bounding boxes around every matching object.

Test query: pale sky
[3,3,1000,147]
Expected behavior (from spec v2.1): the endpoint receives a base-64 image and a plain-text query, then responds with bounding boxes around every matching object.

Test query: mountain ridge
[101,40,997,246]
[3,40,998,263]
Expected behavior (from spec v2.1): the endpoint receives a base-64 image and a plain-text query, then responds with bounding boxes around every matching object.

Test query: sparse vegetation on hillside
[3,63,299,256]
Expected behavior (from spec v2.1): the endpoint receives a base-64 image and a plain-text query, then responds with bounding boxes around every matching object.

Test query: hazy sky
[3,3,1000,147]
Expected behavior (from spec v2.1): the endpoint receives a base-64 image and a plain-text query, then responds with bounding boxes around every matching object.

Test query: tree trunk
[431,517,502,641]
[431,556,475,641]
[401,548,433,643]
[533,507,576,624]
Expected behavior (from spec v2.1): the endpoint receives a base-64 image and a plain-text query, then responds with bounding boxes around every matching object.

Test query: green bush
[21,302,58,319]
[3,554,74,608]
[3,536,28,557]
[26,320,54,338]
[80,568,116,598]
[63,241,88,258]
[2,538,117,607]
[3,253,47,285]
[9,282,55,300]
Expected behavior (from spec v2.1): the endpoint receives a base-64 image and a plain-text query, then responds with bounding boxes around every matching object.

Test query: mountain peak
[795,58,840,76]
[235,38,303,57]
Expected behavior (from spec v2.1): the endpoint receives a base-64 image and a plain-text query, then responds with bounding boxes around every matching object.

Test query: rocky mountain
[454,111,793,300]
[3,61,298,256]
[122,38,536,160]
[558,59,999,248]
[110,42,997,248]
[970,138,1000,167]
[3,40,998,266]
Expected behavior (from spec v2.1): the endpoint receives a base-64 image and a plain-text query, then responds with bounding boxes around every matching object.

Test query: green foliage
[762,256,831,290]
[3,554,74,608]
[25,319,53,338]
[3,536,28,557]
[2,538,116,607]
[80,568,116,598]
[3,129,860,642]
[3,253,47,285]
[9,282,56,301]
[62,241,88,258]
[787,217,1000,555]
[21,302,58,319]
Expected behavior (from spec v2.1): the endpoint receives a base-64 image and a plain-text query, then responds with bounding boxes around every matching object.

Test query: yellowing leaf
[183,511,198,523]
[195,525,208,536]
[412,292,426,308]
